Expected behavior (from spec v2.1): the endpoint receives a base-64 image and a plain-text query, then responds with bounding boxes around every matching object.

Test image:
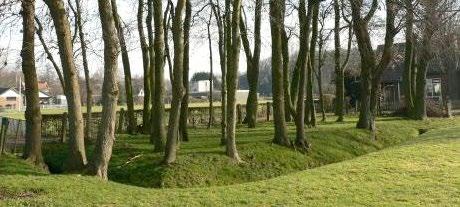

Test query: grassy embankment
[0,118,459,206]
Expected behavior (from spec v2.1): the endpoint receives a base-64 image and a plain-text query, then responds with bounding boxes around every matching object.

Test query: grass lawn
[41,117,460,189]
[0,118,459,206]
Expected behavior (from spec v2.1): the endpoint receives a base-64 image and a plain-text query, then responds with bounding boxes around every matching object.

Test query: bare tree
[316,1,333,122]
[164,0,187,164]
[146,0,155,135]
[270,0,291,147]
[225,0,243,162]
[180,1,192,142]
[207,10,215,129]
[111,0,136,135]
[67,0,94,140]
[402,0,416,117]
[413,0,458,119]
[139,0,151,134]
[240,0,262,128]
[151,0,166,151]
[91,0,120,180]
[44,0,87,171]
[306,0,320,127]
[349,0,398,139]
[210,0,227,145]
[21,0,45,168]
[294,0,313,149]
[334,0,352,122]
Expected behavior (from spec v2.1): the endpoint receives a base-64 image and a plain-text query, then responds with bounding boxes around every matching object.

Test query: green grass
[42,117,460,189]
[1,118,459,206]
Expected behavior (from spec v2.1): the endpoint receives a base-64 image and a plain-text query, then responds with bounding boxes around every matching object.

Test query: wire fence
[0,102,273,155]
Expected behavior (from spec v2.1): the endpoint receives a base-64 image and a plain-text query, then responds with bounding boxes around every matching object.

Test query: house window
[6,97,16,101]
[426,78,442,97]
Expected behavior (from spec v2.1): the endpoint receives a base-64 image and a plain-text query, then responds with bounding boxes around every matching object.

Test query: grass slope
[42,117,460,188]
[1,123,459,206]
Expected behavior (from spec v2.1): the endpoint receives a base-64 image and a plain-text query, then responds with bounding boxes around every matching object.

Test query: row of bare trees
[13,0,460,179]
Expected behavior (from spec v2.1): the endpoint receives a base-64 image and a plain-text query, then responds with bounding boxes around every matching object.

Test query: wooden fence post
[118,108,125,134]
[266,102,271,122]
[0,120,4,156]
[0,118,9,155]
[237,104,242,124]
[60,113,68,143]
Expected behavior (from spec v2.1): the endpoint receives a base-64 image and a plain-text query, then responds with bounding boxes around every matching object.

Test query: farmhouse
[380,43,460,111]
[0,87,22,110]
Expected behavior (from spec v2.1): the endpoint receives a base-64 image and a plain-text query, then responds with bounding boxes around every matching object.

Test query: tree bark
[179,1,192,142]
[295,0,313,149]
[306,1,319,127]
[164,0,187,164]
[142,0,152,134]
[403,0,415,117]
[111,0,136,135]
[413,25,434,120]
[44,0,87,171]
[282,29,294,122]
[207,13,214,129]
[69,0,94,140]
[21,0,45,168]
[211,1,227,145]
[270,0,291,147]
[225,0,243,162]
[240,0,262,128]
[333,0,345,122]
[349,0,397,135]
[138,0,150,134]
[144,0,156,136]
[150,0,166,151]
[91,0,120,180]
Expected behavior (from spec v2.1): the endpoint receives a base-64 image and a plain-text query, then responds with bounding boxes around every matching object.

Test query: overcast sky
[0,0,394,80]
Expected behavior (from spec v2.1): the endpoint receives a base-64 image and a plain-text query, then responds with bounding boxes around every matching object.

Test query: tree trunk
[143,0,153,134]
[180,1,192,142]
[21,0,45,168]
[164,0,187,164]
[90,0,120,180]
[333,0,345,122]
[351,0,397,133]
[138,0,150,134]
[70,0,94,140]
[282,29,293,122]
[270,0,291,147]
[412,1,436,120]
[144,0,157,136]
[295,0,312,149]
[413,38,431,120]
[44,0,87,171]
[207,14,214,129]
[403,0,415,116]
[306,0,319,127]
[240,0,262,128]
[225,0,243,162]
[211,1,227,145]
[111,0,136,135]
[151,0,166,151]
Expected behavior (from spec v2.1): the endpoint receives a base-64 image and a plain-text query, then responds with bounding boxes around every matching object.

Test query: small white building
[191,80,212,93]
[54,95,67,106]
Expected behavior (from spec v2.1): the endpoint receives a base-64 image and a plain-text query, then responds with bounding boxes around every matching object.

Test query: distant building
[0,87,22,110]
[37,81,50,93]
[191,80,212,93]
[54,95,67,106]
[380,43,460,110]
